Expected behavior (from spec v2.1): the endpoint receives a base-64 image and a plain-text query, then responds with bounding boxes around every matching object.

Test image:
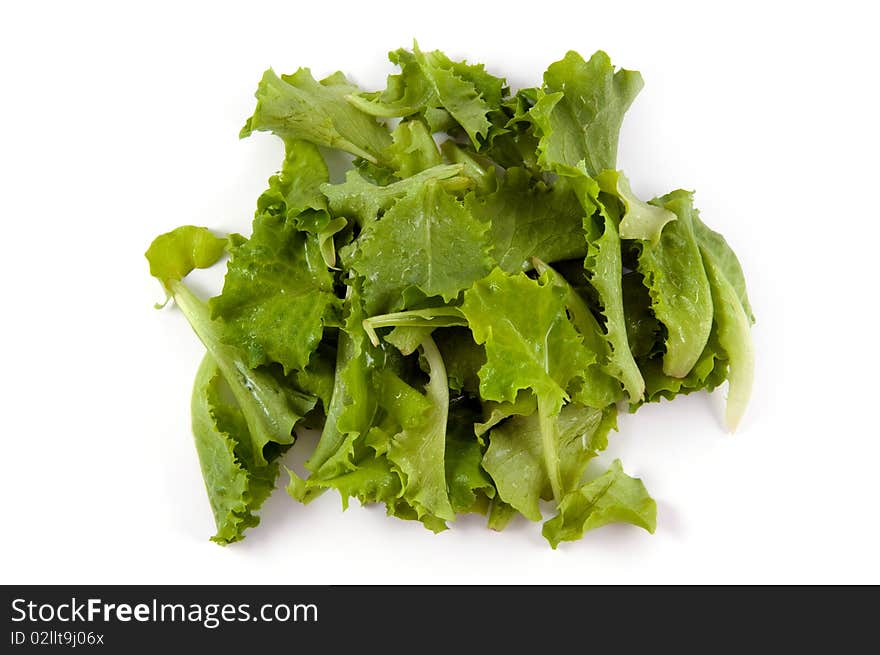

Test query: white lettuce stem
[420,335,449,409]
[723,302,754,432]
[362,307,467,346]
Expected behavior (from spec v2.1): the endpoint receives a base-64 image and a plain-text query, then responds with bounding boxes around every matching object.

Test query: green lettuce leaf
[301,288,458,528]
[362,306,467,348]
[209,211,339,374]
[699,245,755,431]
[207,138,341,374]
[174,284,315,466]
[191,355,278,545]
[568,168,646,401]
[441,141,495,194]
[241,68,391,164]
[475,391,537,438]
[348,44,506,148]
[621,271,662,360]
[256,138,346,269]
[535,259,624,408]
[349,181,493,314]
[289,343,336,415]
[321,163,465,226]
[462,269,592,411]
[145,225,227,291]
[387,118,441,177]
[462,268,599,504]
[693,215,755,323]
[445,438,494,515]
[445,400,495,514]
[385,337,455,521]
[543,460,656,548]
[465,168,588,272]
[636,190,713,378]
[305,284,380,480]
[597,170,676,243]
[482,403,617,521]
[434,326,486,395]
[487,499,518,531]
[346,48,433,118]
[257,139,329,216]
[479,87,541,173]
[621,269,730,409]
[640,332,728,404]
[297,454,402,510]
[528,51,642,175]
[384,326,433,356]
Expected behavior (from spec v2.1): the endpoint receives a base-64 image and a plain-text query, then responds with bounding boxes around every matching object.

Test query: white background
[2,0,878,584]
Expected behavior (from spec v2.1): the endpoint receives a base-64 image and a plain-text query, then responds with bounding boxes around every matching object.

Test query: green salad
[146,44,754,547]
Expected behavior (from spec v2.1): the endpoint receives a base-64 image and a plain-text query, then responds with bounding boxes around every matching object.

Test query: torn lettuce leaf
[191,355,278,545]
[441,141,495,193]
[321,163,465,226]
[542,459,656,548]
[302,284,456,528]
[209,211,339,374]
[535,260,624,408]
[699,245,755,431]
[145,225,228,292]
[528,50,643,175]
[305,284,380,481]
[465,168,588,273]
[387,118,442,177]
[693,214,755,324]
[349,180,493,315]
[445,399,496,514]
[597,170,676,244]
[362,307,468,350]
[256,139,329,217]
[434,327,486,395]
[289,343,336,416]
[475,391,537,439]
[462,268,593,412]
[241,68,391,164]
[298,453,403,510]
[482,402,616,521]
[462,269,598,504]
[636,190,714,378]
[568,167,646,402]
[385,337,456,521]
[348,43,506,148]
[639,332,728,404]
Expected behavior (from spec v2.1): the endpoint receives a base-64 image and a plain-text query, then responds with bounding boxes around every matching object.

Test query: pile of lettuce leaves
[146,44,754,548]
